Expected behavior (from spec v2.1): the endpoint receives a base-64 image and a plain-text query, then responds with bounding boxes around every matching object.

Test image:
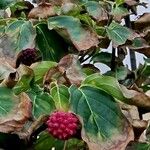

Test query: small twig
[124,15,137,71]
[63,141,67,150]
[79,50,90,63]
[79,48,96,64]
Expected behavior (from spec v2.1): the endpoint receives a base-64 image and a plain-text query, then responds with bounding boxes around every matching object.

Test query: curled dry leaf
[43,66,62,91]
[125,0,138,6]
[132,119,148,130]
[28,2,57,19]
[122,38,150,57]
[0,72,19,88]
[121,85,150,110]
[142,27,150,45]
[132,119,148,141]
[0,92,32,133]
[121,104,140,123]
[0,58,16,82]
[58,54,85,86]
[132,13,150,30]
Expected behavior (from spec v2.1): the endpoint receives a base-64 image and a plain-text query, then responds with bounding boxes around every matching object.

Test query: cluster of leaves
[0,0,150,150]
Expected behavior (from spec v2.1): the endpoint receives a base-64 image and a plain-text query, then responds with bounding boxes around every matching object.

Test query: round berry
[46,111,79,140]
[16,48,37,68]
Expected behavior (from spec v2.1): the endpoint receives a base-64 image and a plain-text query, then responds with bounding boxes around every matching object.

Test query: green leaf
[6,20,36,51]
[70,85,133,150]
[81,73,125,100]
[82,64,99,76]
[91,52,112,66]
[36,23,68,61]
[0,133,26,149]
[31,61,57,84]
[0,25,5,37]
[61,3,81,16]
[140,59,150,76]
[116,66,128,80]
[84,1,107,22]
[106,21,130,46]
[27,86,55,118]
[33,132,64,150]
[50,84,70,111]
[126,142,150,150]
[34,131,85,150]
[10,1,30,17]
[115,0,124,6]
[132,38,143,47]
[0,87,16,116]
[65,138,86,149]
[76,14,95,27]
[0,0,19,9]
[13,65,34,95]
[48,16,98,51]
[112,5,128,21]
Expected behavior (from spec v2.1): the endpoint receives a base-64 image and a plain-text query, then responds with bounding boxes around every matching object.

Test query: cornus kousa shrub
[0,0,150,150]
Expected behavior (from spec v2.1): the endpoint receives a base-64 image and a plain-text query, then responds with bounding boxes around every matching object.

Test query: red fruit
[16,48,37,68]
[46,111,79,140]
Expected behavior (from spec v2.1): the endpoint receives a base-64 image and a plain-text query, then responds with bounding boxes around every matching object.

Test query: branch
[124,15,137,71]
[111,47,116,71]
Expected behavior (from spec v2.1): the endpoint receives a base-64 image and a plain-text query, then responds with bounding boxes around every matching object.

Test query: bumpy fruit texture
[16,48,37,68]
[46,111,79,140]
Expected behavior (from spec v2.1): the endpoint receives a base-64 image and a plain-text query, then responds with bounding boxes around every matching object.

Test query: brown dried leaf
[0,93,32,133]
[28,2,57,19]
[122,38,150,57]
[0,35,16,61]
[0,58,16,82]
[0,72,19,88]
[142,27,150,45]
[121,104,140,122]
[74,29,99,51]
[121,85,150,110]
[132,119,148,140]
[133,13,150,30]
[58,54,85,86]
[125,0,138,6]
[56,28,99,51]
